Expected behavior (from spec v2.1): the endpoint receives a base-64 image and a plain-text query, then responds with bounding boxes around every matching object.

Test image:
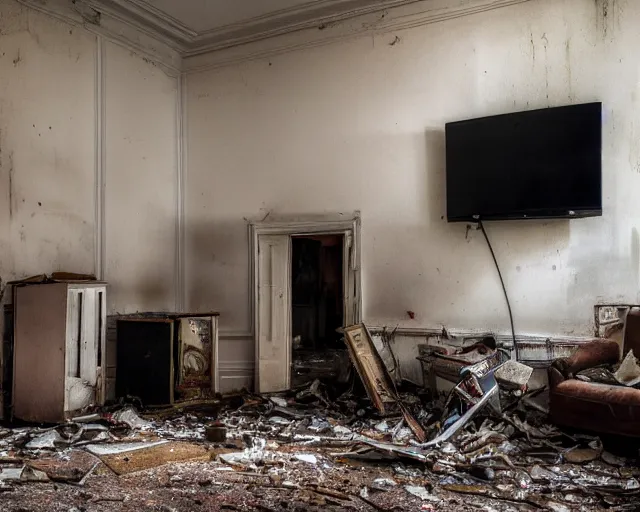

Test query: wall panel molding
[175,72,186,311]
[94,35,106,280]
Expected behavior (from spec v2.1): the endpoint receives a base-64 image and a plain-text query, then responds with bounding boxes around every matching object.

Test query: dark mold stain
[541,33,549,101]
[530,31,535,64]
[597,0,616,39]
[71,0,102,26]
[565,39,573,101]
[12,50,21,67]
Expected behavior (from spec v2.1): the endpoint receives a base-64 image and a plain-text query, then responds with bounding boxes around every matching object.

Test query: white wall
[0,0,180,313]
[0,0,181,408]
[186,0,640,388]
[105,43,178,314]
[0,2,96,282]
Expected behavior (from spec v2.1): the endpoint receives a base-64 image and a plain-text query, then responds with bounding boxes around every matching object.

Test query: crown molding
[184,0,532,73]
[84,0,196,44]
[18,0,531,74]
[81,0,423,54]
[184,0,422,56]
[16,0,182,75]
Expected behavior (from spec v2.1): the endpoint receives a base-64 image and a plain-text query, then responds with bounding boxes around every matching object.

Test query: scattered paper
[614,350,640,387]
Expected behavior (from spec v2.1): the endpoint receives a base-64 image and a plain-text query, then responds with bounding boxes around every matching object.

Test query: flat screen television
[445,102,602,222]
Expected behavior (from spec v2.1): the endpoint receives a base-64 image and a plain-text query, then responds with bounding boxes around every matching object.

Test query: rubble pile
[3,324,640,511]
[0,377,639,511]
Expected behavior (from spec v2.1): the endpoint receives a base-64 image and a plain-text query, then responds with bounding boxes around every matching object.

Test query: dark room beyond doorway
[291,234,349,387]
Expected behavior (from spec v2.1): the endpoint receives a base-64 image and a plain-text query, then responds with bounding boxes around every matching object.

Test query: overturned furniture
[13,281,107,423]
[343,324,427,441]
[116,313,219,406]
[417,335,505,396]
[549,308,640,436]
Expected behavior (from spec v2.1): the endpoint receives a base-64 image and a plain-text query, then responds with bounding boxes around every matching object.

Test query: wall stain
[0,129,14,219]
[71,2,101,26]
[530,30,535,66]
[632,228,640,297]
[565,39,573,101]
[541,33,549,101]
[8,151,13,220]
[596,0,616,40]
[12,49,21,67]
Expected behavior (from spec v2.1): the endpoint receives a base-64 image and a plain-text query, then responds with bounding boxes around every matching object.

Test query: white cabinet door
[256,235,291,393]
[65,287,106,413]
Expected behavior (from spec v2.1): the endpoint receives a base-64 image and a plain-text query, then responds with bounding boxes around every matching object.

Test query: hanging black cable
[478,220,517,348]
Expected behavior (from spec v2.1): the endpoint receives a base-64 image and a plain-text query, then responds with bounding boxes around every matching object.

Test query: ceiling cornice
[184,0,533,73]
[16,0,532,73]
[184,0,424,56]
[81,0,426,55]
[16,0,183,75]
[82,0,197,45]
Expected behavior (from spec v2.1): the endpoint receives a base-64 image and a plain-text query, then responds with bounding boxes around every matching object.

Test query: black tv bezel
[447,208,603,223]
[445,102,603,223]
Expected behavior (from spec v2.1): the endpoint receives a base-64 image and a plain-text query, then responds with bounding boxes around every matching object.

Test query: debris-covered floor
[2,380,640,512]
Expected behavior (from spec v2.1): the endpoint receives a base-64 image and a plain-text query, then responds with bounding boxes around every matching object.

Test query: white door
[343,230,359,326]
[256,235,291,393]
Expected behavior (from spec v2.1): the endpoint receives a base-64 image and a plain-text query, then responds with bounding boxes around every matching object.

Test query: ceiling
[87,0,421,55]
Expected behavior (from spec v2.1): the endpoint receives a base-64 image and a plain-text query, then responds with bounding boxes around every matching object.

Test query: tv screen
[445,102,602,222]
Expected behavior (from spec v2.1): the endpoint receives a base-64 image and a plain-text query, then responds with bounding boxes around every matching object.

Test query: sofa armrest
[548,365,566,389]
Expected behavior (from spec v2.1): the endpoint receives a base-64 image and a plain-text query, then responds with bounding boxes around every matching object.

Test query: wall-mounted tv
[445,102,602,222]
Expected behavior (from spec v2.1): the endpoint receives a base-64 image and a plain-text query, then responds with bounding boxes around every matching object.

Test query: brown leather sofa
[548,308,640,437]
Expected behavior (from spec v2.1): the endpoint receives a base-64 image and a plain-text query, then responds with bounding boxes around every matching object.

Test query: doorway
[251,216,361,393]
[291,235,350,388]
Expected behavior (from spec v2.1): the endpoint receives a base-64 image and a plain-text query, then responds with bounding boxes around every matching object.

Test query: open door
[256,235,292,393]
[343,230,358,326]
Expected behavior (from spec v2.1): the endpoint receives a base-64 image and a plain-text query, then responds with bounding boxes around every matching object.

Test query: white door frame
[250,213,362,392]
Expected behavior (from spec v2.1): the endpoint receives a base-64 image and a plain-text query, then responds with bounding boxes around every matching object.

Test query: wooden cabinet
[116,313,219,406]
[13,282,107,423]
